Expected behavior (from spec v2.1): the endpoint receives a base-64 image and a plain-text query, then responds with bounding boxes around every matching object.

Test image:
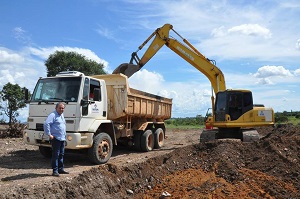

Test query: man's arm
[44,113,54,138]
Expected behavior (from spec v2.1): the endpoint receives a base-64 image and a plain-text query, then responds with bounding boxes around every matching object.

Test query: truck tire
[141,130,154,152]
[88,133,113,165]
[39,146,52,158]
[133,131,142,151]
[154,128,164,149]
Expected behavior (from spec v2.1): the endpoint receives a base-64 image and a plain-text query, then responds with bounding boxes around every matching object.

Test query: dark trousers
[51,138,65,173]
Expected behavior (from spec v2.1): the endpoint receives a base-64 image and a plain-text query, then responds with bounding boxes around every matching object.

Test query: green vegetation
[45,51,106,77]
[166,111,300,129]
[0,83,30,127]
[165,115,205,129]
[275,111,300,125]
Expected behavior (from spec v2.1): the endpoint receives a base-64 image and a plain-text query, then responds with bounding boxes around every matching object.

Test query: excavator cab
[215,90,253,122]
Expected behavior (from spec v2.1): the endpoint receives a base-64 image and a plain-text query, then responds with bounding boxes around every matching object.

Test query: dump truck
[24,71,172,164]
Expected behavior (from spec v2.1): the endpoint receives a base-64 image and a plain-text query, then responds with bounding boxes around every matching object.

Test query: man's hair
[55,102,65,109]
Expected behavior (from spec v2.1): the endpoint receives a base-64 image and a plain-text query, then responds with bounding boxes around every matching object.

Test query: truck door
[82,78,106,119]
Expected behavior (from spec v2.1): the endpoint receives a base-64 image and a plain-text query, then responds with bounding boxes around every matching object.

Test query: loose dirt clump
[0,124,299,198]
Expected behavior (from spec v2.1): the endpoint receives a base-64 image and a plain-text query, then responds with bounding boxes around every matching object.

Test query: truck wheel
[88,133,113,165]
[39,146,52,158]
[154,128,164,149]
[141,130,154,152]
[133,131,142,151]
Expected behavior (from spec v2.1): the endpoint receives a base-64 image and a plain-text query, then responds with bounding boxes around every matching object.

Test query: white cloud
[294,68,300,76]
[228,24,272,39]
[12,27,32,44]
[256,78,273,85]
[0,48,24,63]
[296,39,300,50]
[27,46,109,68]
[280,2,300,9]
[96,25,116,41]
[0,47,44,89]
[211,26,226,37]
[128,69,164,93]
[254,65,293,78]
[128,69,212,117]
[0,70,16,85]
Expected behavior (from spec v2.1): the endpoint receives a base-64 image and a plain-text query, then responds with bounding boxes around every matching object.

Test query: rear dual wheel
[134,128,165,152]
[141,130,154,152]
[154,128,164,149]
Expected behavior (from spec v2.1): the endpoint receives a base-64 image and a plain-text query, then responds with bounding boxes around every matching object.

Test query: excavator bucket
[112,63,140,78]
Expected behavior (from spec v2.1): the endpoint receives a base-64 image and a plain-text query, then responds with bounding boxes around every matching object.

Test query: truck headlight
[67,135,72,141]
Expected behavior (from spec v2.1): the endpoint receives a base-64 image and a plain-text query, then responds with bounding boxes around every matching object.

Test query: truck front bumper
[24,130,93,149]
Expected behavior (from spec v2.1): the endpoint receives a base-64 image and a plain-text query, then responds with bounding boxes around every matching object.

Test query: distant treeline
[275,111,300,123]
[165,115,207,126]
[166,111,300,126]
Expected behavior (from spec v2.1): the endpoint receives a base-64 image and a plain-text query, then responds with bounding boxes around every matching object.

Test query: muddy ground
[0,124,299,199]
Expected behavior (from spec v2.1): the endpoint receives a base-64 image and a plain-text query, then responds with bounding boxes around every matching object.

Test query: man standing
[44,102,69,176]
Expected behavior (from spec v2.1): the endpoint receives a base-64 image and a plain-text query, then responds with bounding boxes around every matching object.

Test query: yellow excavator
[113,23,274,142]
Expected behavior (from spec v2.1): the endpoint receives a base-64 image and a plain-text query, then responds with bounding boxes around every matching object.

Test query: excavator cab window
[243,92,253,112]
[228,93,243,120]
[215,92,226,121]
[215,91,254,121]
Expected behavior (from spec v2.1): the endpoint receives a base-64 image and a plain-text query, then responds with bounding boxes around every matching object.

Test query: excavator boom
[113,24,226,94]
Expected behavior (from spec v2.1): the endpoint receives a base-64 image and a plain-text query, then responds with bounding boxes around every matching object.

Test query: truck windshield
[31,77,82,102]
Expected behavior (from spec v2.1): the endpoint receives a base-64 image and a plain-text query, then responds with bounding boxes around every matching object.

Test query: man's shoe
[58,170,69,174]
[52,172,60,177]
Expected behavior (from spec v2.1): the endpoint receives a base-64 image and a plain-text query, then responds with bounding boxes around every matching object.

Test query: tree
[0,83,30,126]
[45,51,106,77]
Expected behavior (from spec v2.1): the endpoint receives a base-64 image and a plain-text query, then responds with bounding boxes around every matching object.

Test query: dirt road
[0,125,299,198]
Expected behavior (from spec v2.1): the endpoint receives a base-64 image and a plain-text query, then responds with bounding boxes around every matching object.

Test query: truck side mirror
[93,88,101,101]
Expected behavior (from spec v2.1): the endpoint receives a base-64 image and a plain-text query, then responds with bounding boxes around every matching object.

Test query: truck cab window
[90,79,100,101]
[31,77,81,102]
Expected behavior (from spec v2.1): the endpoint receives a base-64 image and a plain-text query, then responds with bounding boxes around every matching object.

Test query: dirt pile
[138,124,300,198]
[0,124,299,198]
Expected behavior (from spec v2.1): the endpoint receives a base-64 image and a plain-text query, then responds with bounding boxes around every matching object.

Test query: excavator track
[200,128,260,142]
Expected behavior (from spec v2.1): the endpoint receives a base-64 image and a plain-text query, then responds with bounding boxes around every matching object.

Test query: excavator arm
[113,24,226,94]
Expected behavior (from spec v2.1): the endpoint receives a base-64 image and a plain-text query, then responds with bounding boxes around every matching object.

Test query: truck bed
[92,74,172,121]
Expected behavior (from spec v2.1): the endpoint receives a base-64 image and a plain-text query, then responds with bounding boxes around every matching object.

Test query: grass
[284,116,300,125]
[165,124,204,130]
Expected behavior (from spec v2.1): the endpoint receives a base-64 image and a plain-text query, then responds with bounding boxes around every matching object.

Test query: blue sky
[1,0,300,121]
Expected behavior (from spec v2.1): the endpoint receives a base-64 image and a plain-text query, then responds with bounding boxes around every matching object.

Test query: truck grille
[36,123,44,131]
